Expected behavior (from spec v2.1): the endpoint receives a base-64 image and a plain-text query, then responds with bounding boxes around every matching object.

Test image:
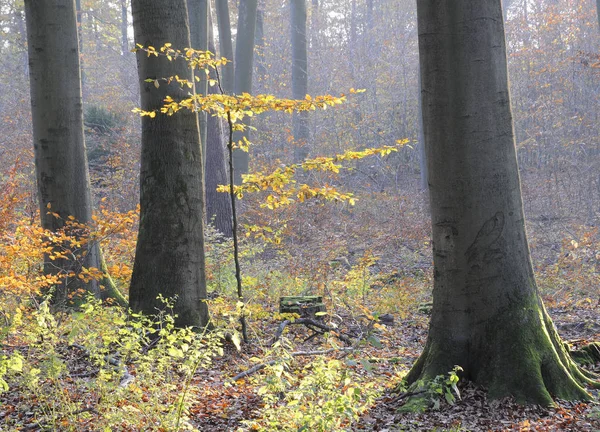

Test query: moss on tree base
[404,300,600,407]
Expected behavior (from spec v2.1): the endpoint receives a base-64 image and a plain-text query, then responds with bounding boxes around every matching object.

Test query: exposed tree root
[402,302,599,409]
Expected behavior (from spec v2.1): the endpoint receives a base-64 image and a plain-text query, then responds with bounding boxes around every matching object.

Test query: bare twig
[271,318,352,346]
[231,347,355,381]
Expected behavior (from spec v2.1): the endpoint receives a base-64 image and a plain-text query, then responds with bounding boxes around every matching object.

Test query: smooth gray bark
[24,0,126,306]
[290,0,309,162]
[408,0,595,405]
[233,0,258,184]
[130,0,208,327]
[215,0,234,94]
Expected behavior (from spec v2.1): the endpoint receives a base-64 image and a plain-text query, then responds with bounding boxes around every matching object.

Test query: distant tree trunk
[121,0,129,56]
[502,0,514,21]
[233,0,258,184]
[310,0,320,52]
[407,0,597,406]
[417,71,427,192]
[254,9,267,89]
[75,0,86,99]
[290,0,309,162]
[187,0,209,161]
[597,0,600,31]
[24,0,126,306]
[206,10,233,237]
[215,0,234,94]
[130,0,209,327]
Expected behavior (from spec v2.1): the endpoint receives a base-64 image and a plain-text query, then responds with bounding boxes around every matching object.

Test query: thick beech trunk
[24,0,126,306]
[233,0,258,184]
[290,0,309,162]
[408,0,598,406]
[130,0,208,327]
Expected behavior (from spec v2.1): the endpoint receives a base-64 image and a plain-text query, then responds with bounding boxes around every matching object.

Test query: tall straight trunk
[233,0,258,184]
[407,0,597,406]
[254,8,267,89]
[215,0,234,94]
[24,0,125,306]
[290,0,309,162]
[597,0,600,31]
[75,0,86,99]
[502,0,513,21]
[130,0,209,327]
[310,0,320,52]
[187,0,209,161]
[121,0,129,56]
[206,9,233,237]
[417,71,427,191]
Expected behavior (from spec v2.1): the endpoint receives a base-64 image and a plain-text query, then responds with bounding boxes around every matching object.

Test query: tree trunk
[290,0,309,162]
[121,0,129,56]
[206,11,233,237]
[75,0,86,99]
[215,0,234,94]
[130,0,209,327]
[502,0,514,21]
[254,8,267,90]
[417,70,427,192]
[24,0,126,306]
[597,0,600,32]
[187,0,209,162]
[233,0,258,184]
[407,0,598,406]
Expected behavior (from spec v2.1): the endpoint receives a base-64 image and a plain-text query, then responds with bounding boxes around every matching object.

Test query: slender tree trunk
[121,0,129,56]
[310,0,320,52]
[206,9,233,237]
[75,0,86,99]
[130,0,209,327]
[233,0,258,184]
[290,0,309,162]
[407,0,597,406]
[596,0,600,31]
[254,8,267,90]
[187,0,209,161]
[502,0,514,21]
[215,0,234,94]
[24,0,125,306]
[417,71,427,192]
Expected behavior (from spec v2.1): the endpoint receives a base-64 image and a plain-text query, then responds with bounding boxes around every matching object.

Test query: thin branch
[231,347,355,381]
[271,318,352,346]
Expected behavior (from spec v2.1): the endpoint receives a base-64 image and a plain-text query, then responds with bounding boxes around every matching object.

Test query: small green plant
[246,344,377,431]
[398,365,463,413]
[424,365,463,409]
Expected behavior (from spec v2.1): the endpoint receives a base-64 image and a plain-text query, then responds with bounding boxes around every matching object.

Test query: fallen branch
[271,318,352,346]
[232,347,355,382]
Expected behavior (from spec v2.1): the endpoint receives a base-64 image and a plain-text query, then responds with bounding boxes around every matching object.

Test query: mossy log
[279,296,325,317]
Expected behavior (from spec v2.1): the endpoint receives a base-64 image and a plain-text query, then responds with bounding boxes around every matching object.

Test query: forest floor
[186,301,600,431]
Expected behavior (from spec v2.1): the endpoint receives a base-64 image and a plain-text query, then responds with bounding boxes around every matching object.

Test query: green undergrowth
[0,296,223,431]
